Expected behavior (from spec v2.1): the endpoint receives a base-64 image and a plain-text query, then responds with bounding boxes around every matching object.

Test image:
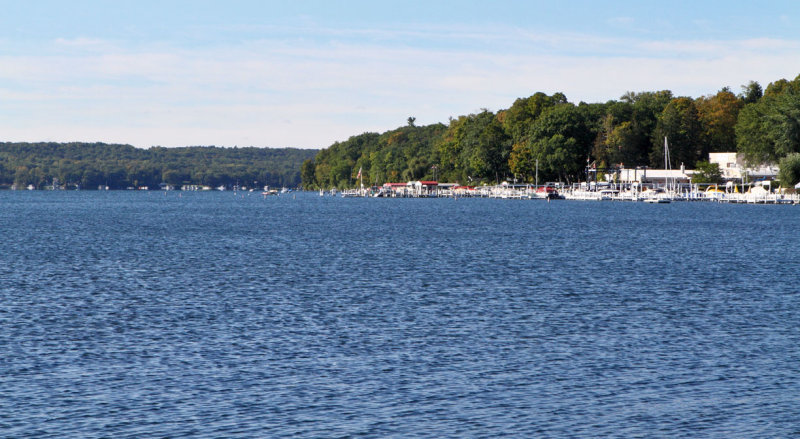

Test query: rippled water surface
[1,191,799,437]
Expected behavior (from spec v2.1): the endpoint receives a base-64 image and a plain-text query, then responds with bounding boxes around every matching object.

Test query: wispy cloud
[2,23,800,148]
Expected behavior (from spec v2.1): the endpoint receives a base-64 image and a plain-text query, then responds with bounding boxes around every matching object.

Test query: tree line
[0,143,317,189]
[304,74,800,189]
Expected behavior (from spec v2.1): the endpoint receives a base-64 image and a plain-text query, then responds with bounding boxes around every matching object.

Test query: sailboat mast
[664,136,672,191]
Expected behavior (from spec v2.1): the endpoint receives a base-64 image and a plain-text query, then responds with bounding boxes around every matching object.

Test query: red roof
[419,181,438,186]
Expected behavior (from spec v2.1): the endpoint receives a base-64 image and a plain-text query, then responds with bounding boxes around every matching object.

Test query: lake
[1,191,799,437]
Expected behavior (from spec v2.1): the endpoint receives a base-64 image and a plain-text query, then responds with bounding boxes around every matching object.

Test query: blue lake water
[1,191,799,438]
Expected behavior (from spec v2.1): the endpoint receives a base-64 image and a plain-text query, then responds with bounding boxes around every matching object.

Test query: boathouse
[615,168,694,186]
[414,181,439,196]
[383,182,410,196]
[381,181,439,197]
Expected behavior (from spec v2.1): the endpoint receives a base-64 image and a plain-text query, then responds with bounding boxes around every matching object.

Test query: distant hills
[0,142,317,189]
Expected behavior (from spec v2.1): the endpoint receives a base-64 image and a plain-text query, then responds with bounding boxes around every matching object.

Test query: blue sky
[2,1,799,149]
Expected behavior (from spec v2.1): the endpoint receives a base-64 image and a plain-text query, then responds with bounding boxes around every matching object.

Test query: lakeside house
[708,152,778,181]
[604,152,779,188]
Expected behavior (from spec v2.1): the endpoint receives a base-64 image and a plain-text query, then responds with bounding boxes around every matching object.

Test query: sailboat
[644,137,673,203]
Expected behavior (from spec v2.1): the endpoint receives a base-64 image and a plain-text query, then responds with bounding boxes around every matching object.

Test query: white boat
[340,189,362,197]
[598,189,618,201]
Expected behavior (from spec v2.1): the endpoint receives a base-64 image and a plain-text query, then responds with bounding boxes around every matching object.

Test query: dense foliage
[309,75,800,188]
[307,121,447,189]
[736,75,800,166]
[691,161,724,184]
[778,153,800,188]
[0,143,316,189]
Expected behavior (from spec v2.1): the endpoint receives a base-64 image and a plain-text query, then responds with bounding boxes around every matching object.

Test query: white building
[708,152,778,181]
[612,168,694,185]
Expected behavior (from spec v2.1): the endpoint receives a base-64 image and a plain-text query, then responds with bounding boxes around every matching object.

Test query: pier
[331,180,800,204]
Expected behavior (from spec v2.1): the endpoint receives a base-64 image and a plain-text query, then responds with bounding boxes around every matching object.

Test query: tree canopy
[0,143,316,189]
[736,75,800,165]
[307,75,800,188]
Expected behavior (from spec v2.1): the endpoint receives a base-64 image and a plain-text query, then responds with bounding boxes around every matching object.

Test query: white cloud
[2,26,800,149]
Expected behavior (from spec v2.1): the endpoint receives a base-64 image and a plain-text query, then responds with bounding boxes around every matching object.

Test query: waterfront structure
[709,152,778,181]
[614,168,694,186]
[380,181,439,197]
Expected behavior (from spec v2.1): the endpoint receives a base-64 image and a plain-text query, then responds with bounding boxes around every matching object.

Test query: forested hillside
[305,74,800,189]
[0,143,317,189]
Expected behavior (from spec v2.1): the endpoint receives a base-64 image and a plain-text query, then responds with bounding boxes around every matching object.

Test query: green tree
[740,80,763,104]
[778,153,800,188]
[736,91,800,165]
[617,90,674,166]
[691,160,723,184]
[509,141,535,181]
[530,134,580,182]
[763,75,800,97]
[437,110,511,183]
[300,158,316,189]
[500,92,567,142]
[652,97,703,168]
[736,101,773,164]
[525,103,593,182]
[696,89,743,153]
[592,114,641,167]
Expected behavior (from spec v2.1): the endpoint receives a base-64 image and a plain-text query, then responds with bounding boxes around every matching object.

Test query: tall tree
[511,103,591,183]
[500,92,567,143]
[737,90,800,165]
[778,153,800,188]
[529,134,580,183]
[437,110,511,183]
[300,158,316,189]
[616,90,674,166]
[739,80,763,104]
[696,89,743,153]
[652,97,703,168]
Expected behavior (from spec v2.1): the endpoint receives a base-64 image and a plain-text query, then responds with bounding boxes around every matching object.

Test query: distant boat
[340,189,361,197]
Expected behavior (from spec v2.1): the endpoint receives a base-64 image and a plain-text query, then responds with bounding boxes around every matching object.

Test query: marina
[326,180,800,204]
[328,146,800,204]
